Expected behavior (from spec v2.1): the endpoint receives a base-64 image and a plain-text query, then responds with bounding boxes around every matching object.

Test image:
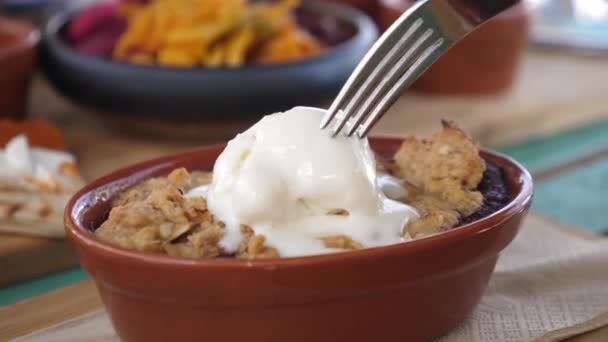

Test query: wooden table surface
[2,48,608,337]
[27,49,608,181]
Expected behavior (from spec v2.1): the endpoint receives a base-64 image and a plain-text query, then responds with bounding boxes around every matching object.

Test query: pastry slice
[0,120,85,238]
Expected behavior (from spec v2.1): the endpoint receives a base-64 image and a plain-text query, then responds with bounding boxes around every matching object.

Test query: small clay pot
[65,138,533,342]
[378,0,529,94]
[0,16,38,119]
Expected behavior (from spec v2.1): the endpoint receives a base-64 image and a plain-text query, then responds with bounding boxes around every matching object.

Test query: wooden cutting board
[0,234,77,287]
[3,49,608,287]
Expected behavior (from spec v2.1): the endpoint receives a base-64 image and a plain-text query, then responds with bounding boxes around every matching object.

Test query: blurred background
[1,0,608,305]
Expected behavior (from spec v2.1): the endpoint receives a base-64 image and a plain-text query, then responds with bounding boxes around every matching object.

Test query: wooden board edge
[0,280,101,341]
[0,239,78,287]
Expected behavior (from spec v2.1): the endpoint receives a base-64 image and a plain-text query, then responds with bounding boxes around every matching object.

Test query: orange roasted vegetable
[112,0,323,68]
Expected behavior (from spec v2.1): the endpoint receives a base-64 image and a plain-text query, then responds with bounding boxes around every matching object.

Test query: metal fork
[320,0,519,138]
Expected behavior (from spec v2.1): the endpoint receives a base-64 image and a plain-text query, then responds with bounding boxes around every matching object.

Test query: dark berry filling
[460,160,510,225]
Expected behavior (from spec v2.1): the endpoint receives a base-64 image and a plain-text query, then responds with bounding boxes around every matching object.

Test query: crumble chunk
[321,235,363,250]
[237,225,280,259]
[394,120,485,237]
[96,168,224,257]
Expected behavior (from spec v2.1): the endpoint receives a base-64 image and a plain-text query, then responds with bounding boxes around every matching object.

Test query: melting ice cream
[187,107,417,257]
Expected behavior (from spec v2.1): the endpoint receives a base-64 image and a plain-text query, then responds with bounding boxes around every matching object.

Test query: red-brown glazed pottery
[65,137,533,342]
[378,0,529,94]
[0,16,38,119]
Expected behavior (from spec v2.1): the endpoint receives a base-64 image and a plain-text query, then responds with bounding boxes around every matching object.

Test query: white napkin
[439,215,608,342]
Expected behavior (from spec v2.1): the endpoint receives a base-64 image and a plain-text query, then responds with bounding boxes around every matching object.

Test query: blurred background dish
[378,0,529,95]
[0,0,67,15]
[66,0,332,68]
[325,0,378,18]
[0,16,39,120]
[528,0,608,54]
[40,0,377,121]
[0,0,73,24]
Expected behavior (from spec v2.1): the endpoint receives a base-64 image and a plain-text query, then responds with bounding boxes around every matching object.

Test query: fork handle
[453,0,520,22]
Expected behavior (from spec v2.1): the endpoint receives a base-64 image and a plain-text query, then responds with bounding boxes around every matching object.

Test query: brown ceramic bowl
[0,16,38,119]
[378,0,529,94]
[65,137,533,342]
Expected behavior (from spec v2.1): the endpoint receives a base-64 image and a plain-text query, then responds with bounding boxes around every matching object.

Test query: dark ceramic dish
[40,1,378,119]
[0,0,65,14]
[65,137,533,342]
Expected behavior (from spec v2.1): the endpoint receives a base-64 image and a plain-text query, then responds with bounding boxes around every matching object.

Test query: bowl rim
[65,136,534,269]
[43,0,378,74]
[0,16,39,60]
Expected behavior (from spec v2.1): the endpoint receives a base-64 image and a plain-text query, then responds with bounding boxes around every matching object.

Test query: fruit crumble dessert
[95,107,509,258]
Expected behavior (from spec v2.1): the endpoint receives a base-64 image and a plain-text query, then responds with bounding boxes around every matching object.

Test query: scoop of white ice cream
[190,107,417,257]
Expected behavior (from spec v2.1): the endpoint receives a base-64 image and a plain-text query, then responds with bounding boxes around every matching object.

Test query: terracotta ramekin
[65,137,533,342]
[378,0,529,94]
[0,16,38,119]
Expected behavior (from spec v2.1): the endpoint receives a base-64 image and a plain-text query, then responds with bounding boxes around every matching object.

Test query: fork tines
[320,1,449,138]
